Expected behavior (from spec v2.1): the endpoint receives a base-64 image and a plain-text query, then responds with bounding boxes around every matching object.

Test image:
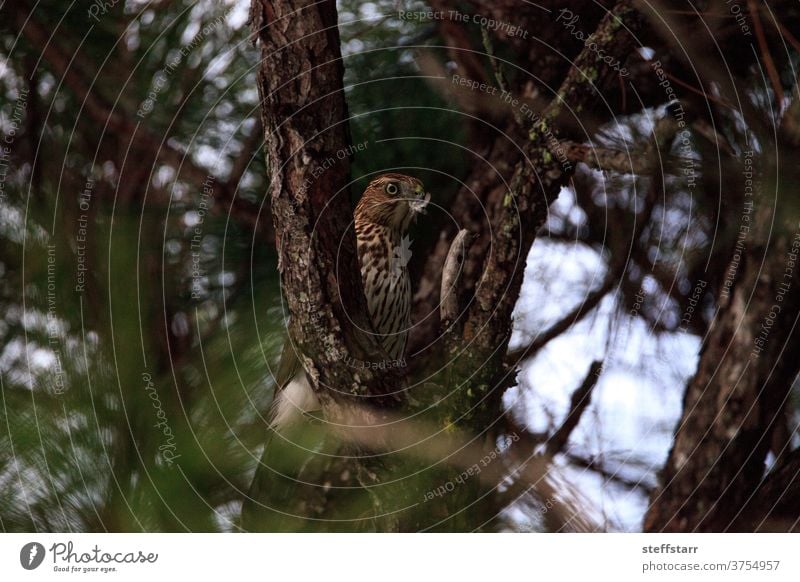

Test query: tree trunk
[644,165,800,532]
[250,0,402,411]
[243,0,420,532]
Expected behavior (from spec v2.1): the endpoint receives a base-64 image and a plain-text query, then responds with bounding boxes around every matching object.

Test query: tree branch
[565,452,655,493]
[440,229,472,327]
[747,0,784,106]
[505,276,615,365]
[17,4,266,233]
[546,361,603,456]
[644,185,800,532]
[436,0,645,434]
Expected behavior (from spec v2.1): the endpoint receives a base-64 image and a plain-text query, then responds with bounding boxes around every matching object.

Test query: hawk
[270,173,430,428]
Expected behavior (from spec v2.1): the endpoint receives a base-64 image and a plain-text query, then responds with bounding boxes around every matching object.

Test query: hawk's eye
[385,182,398,195]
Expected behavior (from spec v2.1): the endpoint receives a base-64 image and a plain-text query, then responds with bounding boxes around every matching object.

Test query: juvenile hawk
[270,173,430,428]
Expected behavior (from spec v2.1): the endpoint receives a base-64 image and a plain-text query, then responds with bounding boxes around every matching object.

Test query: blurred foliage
[0,0,472,531]
[2,0,798,532]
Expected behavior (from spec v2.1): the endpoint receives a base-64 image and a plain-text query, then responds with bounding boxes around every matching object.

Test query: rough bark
[741,448,800,532]
[407,1,646,530]
[247,0,800,533]
[242,0,424,533]
[444,1,645,428]
[644,177,800,532]
[250,0,402,412]
[249,0,644,531]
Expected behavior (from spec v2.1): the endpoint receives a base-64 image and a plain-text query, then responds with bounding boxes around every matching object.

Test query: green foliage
[0,0,475,532]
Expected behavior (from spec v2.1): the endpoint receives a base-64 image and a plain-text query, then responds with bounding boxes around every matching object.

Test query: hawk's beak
[409,185,430,214]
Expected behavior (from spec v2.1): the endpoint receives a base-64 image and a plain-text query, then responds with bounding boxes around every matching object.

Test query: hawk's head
[355,173,430,231]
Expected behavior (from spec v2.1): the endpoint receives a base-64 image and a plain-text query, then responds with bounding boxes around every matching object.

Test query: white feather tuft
[270,372,320,430]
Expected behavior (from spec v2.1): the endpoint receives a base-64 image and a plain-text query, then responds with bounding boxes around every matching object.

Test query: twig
[661,69,736,110]
[643,0,769,139]
[562,110,688,173]
[505,277,615,365]
[748,0,784,106]
[561,141,649,174]
[565,452,654,493]
[20,5,267,232]
[546,361,603,456]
